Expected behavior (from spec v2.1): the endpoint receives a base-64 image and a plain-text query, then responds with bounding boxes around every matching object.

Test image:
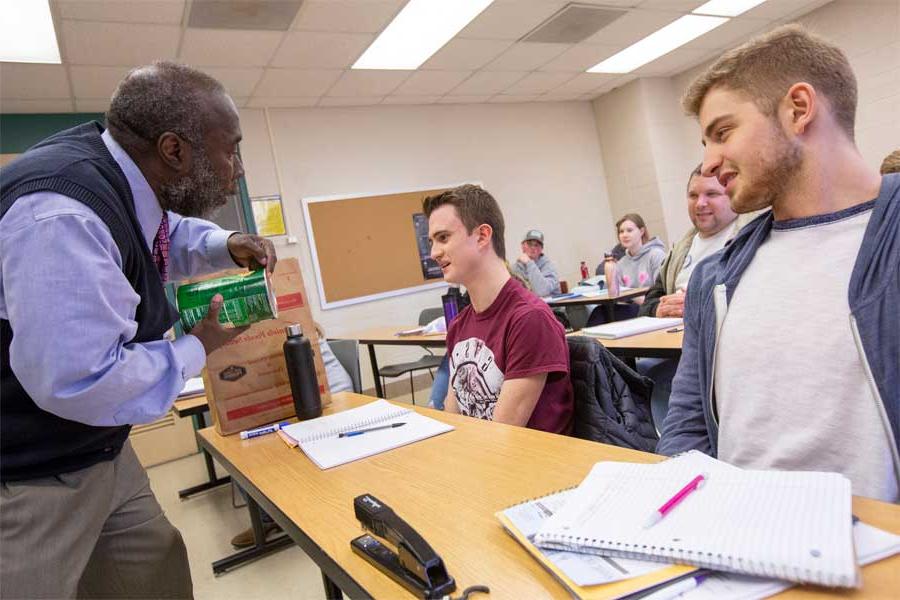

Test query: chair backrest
[566,336,658,452]
[327,338,362,393]
[418,307,444,326]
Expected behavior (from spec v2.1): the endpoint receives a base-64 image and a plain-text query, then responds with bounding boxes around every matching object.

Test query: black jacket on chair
[567,336,658,452]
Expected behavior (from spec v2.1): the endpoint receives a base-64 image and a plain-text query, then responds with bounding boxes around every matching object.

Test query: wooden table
[545,286,650,319]
[573,328,684,360]
[333,326,446,398]
[196,392,900,600]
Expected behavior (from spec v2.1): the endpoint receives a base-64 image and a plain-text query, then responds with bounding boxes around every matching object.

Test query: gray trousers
[1,442,193,599]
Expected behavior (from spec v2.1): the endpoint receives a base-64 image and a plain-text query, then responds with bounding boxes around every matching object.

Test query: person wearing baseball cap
[513,229,561,297]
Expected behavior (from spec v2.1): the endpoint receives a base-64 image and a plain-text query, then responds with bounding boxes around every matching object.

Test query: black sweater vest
[0,122,179,482]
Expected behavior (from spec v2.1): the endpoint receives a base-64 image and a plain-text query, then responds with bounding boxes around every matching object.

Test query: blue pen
[641,573,709,600]
[339,422,406,438]
[240,421,290,440]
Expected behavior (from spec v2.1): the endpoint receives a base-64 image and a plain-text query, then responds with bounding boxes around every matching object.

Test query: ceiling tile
[254,69,343,96]
[539,43,619,72]
[448,71,528,96]
[739,0,830,20]
[501,71,576,95]
[74,97,112,112]
[437,95,494,104]
[319,96,385,106]
[201,67,265,97]
[421,39,513,71]
[583,9,682,46]
[61,20,181,66]
[392,71,473,96]
[484,42,571,71]
[382,95,441,105]
[551,72,620,95]
[326,70,410,96]
[635,0,704,10]
[680,17,769,50]
[0,98,74,113]
[246,96,320,108]
[271,31,373,68]
[179,29,284,67]
[458,1,566,41]
[57,0,186,25]
[0,64,70,99]
[633,47,710,76]
[489,95,540,103]
[293,1,403,33]
[534,94,586,102]
[70,65,132,98]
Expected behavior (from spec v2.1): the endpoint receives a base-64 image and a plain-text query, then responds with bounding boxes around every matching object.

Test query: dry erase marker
[339,423,406,438]
[240,421,290,440]
[645,473,707,528]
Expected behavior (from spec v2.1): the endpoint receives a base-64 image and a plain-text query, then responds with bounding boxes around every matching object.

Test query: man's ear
[157,131,192,175]
[476,223,494,251]
[782,82,817,136]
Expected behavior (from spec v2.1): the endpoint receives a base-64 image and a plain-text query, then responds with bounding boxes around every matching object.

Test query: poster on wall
[251,194,287,237]
[413,213,442,279]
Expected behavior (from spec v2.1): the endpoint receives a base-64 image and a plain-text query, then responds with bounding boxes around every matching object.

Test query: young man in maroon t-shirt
[424,184,573,434]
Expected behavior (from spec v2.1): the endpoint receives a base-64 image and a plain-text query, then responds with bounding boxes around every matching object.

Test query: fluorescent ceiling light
[588,14,727,74]
[0,0,60,64]
[693,0,768,17]
[353,0,494,70]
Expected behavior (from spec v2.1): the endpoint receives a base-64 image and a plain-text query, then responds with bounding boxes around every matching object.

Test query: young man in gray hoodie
[512,229,561,297]
[658,25,899,502]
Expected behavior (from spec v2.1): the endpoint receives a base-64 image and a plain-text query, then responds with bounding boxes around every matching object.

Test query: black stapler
[350,493,457,599]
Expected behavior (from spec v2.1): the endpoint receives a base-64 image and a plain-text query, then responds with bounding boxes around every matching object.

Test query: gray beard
[159,149,232,218]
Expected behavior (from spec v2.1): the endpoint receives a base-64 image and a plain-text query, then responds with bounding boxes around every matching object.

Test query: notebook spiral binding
[297,405,411,444]
[536,534,849,587]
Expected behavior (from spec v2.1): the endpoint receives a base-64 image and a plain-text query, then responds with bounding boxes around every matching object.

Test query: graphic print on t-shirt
[449,337,505,420]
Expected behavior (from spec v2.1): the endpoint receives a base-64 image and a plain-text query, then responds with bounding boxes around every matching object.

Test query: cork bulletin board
[302,184,472,309]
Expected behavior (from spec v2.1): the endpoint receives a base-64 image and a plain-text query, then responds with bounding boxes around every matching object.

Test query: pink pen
[645,473,707,528]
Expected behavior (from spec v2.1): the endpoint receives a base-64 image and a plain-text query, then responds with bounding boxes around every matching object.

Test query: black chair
[377,308,445,405]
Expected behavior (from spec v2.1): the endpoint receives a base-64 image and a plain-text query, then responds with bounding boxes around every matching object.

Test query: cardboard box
[193,258,331,435]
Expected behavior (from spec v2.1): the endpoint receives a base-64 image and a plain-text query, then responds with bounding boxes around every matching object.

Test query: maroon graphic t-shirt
[446,278,573,435]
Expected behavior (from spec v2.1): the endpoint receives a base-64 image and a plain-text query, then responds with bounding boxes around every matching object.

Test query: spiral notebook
[496,488,698,599]
[581,317,682,339]
[280,400,454,469]
[533,457,858,588]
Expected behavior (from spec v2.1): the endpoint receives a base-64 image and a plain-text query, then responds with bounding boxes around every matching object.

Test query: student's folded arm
[526,261,553,297]
[656,282,713,456]
[444,389,460,414]
[493,372,547,426]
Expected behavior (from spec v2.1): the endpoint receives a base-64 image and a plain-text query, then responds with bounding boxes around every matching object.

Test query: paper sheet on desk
[677,521,900,600]
[503,490,665,586]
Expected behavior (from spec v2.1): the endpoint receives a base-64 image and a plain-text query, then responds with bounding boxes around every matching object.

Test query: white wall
[595,0,900,247]
[238,101,615,389]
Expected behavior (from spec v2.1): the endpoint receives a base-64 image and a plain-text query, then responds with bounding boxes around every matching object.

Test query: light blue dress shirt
[0,129,238,427]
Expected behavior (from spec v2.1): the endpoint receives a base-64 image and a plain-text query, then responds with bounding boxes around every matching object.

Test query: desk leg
[178,411,232,499]
[604,302,615,323]
[368,344,384,398]
[211,496,294,575]
[321,573,344,599]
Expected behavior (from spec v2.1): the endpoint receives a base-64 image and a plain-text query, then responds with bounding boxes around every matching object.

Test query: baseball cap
[523,229,544,244]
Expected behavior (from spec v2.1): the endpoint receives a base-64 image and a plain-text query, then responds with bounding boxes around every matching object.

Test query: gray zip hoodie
[614,237,667,288]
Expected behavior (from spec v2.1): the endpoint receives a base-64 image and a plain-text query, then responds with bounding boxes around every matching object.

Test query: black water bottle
[283,324,322,420]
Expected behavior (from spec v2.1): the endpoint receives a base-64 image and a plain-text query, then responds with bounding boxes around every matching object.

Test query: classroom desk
[333,326,446,398]
[196,392,900,600]
[573,328,684,360]
[545,286,650,317]
[172,394,230,498]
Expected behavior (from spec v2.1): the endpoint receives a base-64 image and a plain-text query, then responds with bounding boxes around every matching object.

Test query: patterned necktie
[152,212,170,283]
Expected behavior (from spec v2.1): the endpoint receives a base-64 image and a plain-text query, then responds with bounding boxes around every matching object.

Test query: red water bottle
[580,261,589,280]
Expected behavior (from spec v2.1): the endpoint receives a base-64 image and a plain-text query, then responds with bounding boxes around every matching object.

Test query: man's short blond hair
[880,150,900,175]
[682,24,857,140]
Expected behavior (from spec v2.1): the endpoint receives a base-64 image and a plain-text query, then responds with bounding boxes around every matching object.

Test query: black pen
[339,423,406,438]
[667,326,684,333]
